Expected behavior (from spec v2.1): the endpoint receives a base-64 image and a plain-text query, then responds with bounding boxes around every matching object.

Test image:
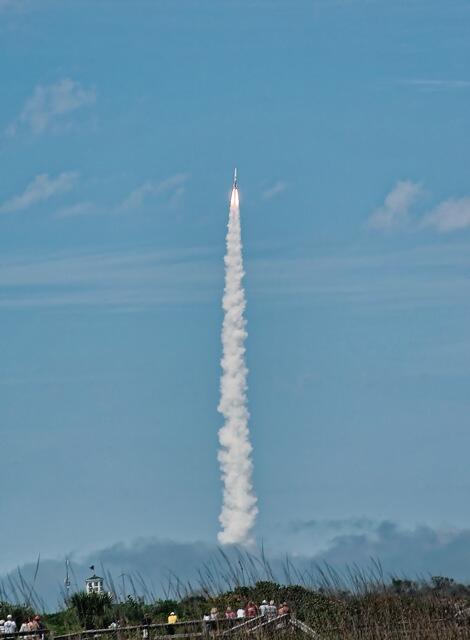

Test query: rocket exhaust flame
[217,172,258,545]
[230,186,239,209]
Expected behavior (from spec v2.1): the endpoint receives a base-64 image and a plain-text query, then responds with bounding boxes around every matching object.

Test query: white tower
[86,572,104,595]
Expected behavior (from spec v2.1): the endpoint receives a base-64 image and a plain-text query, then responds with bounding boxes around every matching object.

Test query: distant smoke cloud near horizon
[217,182,258,545]
[7,519,470,610]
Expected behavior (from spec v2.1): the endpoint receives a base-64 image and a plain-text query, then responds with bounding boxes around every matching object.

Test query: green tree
[153,599,179,621]
[70,591,113,629]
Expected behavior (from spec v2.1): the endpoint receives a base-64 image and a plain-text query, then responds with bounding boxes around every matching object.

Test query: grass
[3,550,470,638]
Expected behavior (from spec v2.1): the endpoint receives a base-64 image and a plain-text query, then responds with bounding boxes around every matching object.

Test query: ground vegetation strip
[5,571,470,638]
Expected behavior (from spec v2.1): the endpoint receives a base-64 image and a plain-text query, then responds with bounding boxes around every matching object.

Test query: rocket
[230,168,239,209]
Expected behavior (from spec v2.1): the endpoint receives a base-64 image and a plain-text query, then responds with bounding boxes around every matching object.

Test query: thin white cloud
[250,247,470,310]
[54,201,97,219]
[7,79,96,137]
[0,247,217,310]
[118,173,188,212]
[2,242,470,312]
[402,79,470,91]
[0,0,26,11]
[370,182,470,234]
[0,172,78,214]
[167,185,185,209]
[422,197,470,232]
[51,174,188,220]
[368,180,423,230]
[118,182,156,211]
[261,181,288,200]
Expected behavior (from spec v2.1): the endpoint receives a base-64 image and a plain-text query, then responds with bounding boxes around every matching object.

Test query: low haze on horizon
[1,0,470,583]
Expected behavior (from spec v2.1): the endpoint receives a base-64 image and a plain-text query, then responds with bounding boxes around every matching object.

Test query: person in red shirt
[245,603,258,618]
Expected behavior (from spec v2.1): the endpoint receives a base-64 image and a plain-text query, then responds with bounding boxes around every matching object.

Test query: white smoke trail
[217,185,258,545]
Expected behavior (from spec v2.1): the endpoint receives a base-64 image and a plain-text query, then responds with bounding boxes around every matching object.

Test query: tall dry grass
[4,549,470,638]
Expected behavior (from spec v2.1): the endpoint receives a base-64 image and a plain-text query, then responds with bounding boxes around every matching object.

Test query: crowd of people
[0,615,45,638]
[200,600,291,628]
[0,600,290,639]
[160,600,291,636]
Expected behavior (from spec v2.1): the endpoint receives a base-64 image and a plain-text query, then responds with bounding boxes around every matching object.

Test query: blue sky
[2,0,470,581]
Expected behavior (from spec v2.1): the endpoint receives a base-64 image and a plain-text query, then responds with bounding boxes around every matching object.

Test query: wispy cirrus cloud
[55,174,189,219]
[7,79,96,137]
[368,180,423,231]
[0,172,78,214]
[118,173,188,212]
[261,180,288,200]
[0,246,218,310]
[0,0,28,12]
[369,183,470,234]
[2,241,470,312]
[401,79,470,91]
[251,244,470,310]
[54,201,97,219]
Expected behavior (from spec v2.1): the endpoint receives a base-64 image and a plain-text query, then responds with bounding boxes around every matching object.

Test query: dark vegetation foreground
[4,562,470,639]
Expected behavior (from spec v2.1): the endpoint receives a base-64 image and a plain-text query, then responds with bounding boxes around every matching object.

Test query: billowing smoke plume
[217,185,258,545]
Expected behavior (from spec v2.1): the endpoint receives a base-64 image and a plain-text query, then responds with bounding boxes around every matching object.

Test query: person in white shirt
[19,619,31,639]
[259,601,269,617]
[236,607,245,619]
[267,601,277,619]
[4,615,17,635]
